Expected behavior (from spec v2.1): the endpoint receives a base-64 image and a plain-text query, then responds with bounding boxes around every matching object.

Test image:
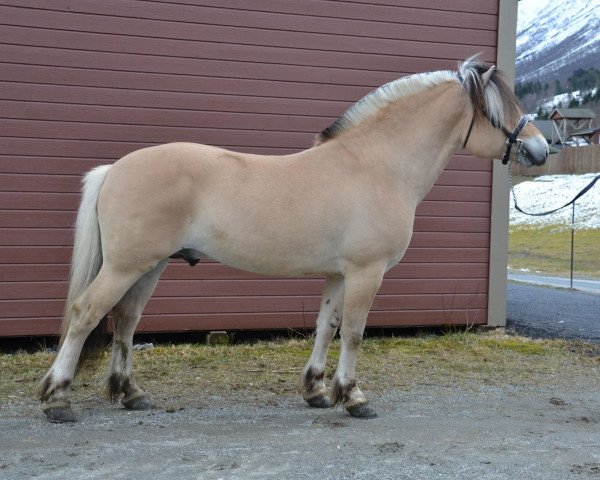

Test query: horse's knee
[341,330,363,349]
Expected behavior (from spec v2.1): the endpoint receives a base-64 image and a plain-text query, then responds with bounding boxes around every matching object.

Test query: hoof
[43,405,77,423]
[305,395,331,409]
[346,403,377,419]
[122,394,152,411]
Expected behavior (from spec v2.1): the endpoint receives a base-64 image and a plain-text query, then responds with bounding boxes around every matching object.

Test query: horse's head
[458,58,548,167]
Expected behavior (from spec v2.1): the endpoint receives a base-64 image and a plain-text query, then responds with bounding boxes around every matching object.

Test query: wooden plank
[0,308,487,336]
[0,138,297,158]
[1,0,499,31]
[0,292,488,318]
[0,191,79,211]
[307,0,499,14]
[423,186,490,202]
[1,276,488,300]
[413,217,490,233]
[0,24,495,63]
[0,257,488,282]
[156,0,499,16]
[446,156,493,172]
[0,44,495,81]
[0,4,498,46]
[0,246,73,264]
[0,99,332,134]
[1,211,74,228]
[416,201,490,217]
[0,119,316,149]
[408,232,490,248]
[0,79,351,117]
[436,170,492,186]
[0,62,393,98]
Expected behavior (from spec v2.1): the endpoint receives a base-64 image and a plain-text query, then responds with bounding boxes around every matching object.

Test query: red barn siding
[0,1,499,336]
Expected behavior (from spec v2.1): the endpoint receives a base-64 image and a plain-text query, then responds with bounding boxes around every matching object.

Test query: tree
[554,80,564,95]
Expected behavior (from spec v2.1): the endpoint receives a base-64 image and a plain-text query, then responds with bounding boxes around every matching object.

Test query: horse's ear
[481,66,496,86]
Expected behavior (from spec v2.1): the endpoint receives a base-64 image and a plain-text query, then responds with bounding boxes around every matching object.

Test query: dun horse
[39,57,548,422]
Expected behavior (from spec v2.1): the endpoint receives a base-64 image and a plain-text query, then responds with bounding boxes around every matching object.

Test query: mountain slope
[516,0,600,84]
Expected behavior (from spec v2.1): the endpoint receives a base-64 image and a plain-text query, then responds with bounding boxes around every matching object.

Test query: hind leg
[300,275,345,408]
[106,260,168,410]
[39,264,145,422]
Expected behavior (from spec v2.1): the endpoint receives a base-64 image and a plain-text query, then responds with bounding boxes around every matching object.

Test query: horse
[38,56,548,423]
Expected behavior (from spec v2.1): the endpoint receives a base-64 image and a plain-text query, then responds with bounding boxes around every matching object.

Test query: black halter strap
[462,116,475,149]
[456,72,529,164]
[500,115,529,165]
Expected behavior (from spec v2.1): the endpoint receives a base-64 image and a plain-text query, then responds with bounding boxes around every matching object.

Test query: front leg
[330,264,385,419]
[301,275,344,408]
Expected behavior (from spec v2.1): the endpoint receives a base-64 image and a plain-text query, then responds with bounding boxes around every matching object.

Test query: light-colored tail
[60,164,112,344]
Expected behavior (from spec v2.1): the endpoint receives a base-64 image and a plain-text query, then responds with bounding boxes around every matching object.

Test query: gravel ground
[1,384,600,479]
[2,282,599,479]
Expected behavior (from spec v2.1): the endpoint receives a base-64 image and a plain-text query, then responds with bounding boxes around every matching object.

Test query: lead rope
[508,161,600,217]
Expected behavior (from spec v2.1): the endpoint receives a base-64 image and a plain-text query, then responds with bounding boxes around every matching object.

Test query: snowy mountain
[516,0,600,84]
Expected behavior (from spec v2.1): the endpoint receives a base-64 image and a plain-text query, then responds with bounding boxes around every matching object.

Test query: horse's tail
[60,164,112,365]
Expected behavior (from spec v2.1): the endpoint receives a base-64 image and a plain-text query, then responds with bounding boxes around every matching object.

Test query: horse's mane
[457,55,521,129]
[315,55,520,145]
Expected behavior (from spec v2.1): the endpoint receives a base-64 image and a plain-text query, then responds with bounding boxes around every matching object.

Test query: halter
[457,73,529,165]
[498,116,529,165]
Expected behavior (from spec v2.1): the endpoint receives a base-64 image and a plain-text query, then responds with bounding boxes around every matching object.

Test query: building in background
[0,1,517,336]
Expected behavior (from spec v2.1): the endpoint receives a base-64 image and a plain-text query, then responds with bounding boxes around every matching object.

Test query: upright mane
[457,55,521,128]
[315,55,522,145]
[315,69,456,145]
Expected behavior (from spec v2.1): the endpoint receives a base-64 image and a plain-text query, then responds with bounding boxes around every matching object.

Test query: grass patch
[509,225,600,277]
[1,332,599,409]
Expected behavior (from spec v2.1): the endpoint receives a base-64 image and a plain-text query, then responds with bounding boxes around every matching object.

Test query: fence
[512,144,600,176]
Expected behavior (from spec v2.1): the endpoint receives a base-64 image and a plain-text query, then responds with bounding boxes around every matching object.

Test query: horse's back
[95,141,413,276]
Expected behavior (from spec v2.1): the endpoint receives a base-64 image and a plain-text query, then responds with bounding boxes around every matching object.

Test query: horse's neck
[338,84,469,204]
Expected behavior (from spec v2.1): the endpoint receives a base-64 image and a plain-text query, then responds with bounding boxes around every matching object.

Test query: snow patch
[510,173,600,229]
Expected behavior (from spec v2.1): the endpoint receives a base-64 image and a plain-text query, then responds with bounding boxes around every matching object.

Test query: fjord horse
[39,57,548,422]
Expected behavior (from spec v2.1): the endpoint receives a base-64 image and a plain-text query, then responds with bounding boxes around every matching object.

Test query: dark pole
[570,201,575,289]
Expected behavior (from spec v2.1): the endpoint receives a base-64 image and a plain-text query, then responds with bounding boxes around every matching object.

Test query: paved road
[508,273,600,294]
[507,281,600,343]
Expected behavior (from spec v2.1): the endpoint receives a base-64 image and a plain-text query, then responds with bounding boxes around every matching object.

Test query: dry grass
[509,225,600,277]
[2,331,599,409]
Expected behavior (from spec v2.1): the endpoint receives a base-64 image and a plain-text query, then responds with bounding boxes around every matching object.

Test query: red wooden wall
[0,0,499,336]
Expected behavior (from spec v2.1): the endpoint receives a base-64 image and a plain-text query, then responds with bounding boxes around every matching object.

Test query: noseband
[497,116,529,165]
[457,74,529,165]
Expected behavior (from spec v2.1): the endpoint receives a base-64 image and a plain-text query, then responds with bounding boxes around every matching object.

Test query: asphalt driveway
[507,281,600,343]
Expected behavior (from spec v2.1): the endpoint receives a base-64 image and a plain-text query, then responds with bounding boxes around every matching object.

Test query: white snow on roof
[509,173,600,229]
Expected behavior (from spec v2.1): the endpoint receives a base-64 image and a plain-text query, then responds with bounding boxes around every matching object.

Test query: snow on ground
[510,173,600,229]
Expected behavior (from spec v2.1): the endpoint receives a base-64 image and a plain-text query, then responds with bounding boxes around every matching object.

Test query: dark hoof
[346,404,377,419]
[306,395,331,409]
[43,405,77,423]
[122,394,152,411]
